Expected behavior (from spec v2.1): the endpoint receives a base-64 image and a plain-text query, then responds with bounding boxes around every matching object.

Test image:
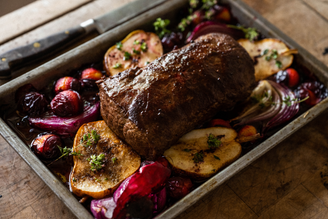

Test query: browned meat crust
[98,33,256,159]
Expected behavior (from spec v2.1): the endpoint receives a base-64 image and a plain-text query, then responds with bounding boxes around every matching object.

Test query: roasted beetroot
[29,102,100,136]
[18,92,48,117]
[167,177,193,200]
[90,161,171,219]
[31,134,61,159]
[51,90,83,117]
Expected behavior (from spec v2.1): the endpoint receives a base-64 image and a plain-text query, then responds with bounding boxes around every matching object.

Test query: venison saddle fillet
[98,33,256,160]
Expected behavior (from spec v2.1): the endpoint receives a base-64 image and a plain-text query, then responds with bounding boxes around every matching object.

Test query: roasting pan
[1,0,328,218]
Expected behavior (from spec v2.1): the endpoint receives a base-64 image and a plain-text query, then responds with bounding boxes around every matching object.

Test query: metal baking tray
[1,0,328,218]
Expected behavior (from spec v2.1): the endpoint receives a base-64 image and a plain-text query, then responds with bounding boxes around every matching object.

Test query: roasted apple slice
[70,120,141,199]
[238,38,297,81]
[164,127,241,180]
[103,30,163,76]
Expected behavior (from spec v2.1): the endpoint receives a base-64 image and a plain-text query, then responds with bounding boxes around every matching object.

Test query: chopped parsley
[145,61,150,65]
[72,177,77,182]
[113,63,122,69]
[207,133,221,149]
[140,42,147,52]
[89,153,106,172]
[133,48,140,54]
[111,157,117,163]
[153,18,171,38]
[227,25,259,41]
[183,148,191,152]
[133,40,140,45]
[123,51,132,60]
[116,42,123,50]
[214,155,220,160]
[193,151,204,163]
[265,49,278,61]
[276,60,282,69]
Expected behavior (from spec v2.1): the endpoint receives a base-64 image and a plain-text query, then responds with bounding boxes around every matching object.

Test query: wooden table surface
[1,0,328,218]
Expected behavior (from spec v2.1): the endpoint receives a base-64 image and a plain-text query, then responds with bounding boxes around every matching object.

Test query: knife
[0,0,166,79]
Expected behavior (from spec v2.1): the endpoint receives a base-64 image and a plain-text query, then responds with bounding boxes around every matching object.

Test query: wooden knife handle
[0,26,86,79]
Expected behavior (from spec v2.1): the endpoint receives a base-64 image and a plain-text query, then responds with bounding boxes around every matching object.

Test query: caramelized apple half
[238,38,297,81]
[70,120,141,199]
[103,30,163,76]
[164,127,241,180]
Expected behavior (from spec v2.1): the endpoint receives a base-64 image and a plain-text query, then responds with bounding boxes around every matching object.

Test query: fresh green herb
[227,25,259,41]
[133,48,140,54]
[71,150,83,158]
[105,178,108,181]
[276,60,282,69]
[178,15,193,32]
[116,42,123,50]
[72,177,77,182]
[140,42,147,52]
[145,61,150,65]
[81,131,100,147]
[91,130,100,143]
[123,51,132,60]
[113,63,122,69]
[189,0,199,8]
[214,155,220,160]
[193,151,204,163]
[264,49,279,61]
[283,96,309,106]
[111,157,117,163]
[262,49,269,56]
[207,133,221,149]
[90,153,106,172]
[133,40,140,45]
[183,149,191,152]
[201,0,217,10]
[94,177,101,182]
[47,146,72,166]
[153,18,171,38]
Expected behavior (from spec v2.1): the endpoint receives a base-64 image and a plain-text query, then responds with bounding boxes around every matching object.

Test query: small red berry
[191,10,205,27]
[54,77,80,94]
[51,90,83,117]
[31,134,62,159]
[209,119,231,128]
[285,68,300,88]
[81,68,103,80]
[167,177,193,200]
[305,89,318,106]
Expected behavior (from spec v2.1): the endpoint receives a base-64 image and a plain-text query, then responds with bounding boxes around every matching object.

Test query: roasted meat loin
[98,33,256,159]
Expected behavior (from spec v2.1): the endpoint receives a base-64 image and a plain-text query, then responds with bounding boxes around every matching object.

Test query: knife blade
[0,0,166,79]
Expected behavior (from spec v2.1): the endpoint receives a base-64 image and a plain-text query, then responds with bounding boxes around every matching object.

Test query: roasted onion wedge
[164,127,241,180]
[103,30,163,76]
[238,38,297,81]
[70,120,141,199]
